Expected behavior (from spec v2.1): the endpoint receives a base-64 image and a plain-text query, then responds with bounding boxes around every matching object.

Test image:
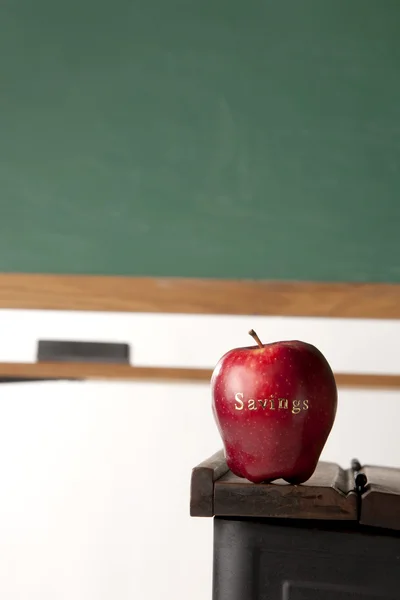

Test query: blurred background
[1,1,400,599]
[0,313,399,600]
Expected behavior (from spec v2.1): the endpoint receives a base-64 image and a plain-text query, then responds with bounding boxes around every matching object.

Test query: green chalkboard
[1,0,400,282]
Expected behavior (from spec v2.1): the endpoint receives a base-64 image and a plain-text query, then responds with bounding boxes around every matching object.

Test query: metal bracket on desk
[351,458,368,521]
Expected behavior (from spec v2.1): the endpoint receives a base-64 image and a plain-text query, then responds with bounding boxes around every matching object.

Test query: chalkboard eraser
[37,340,131,364]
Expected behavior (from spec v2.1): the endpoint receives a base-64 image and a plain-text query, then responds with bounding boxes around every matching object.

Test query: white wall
[0,380,219,600]
[0,309,399,600]
[1,309,400,375]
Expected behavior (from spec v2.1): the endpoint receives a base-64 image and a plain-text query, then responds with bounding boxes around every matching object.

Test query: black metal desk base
[212,517,400,600]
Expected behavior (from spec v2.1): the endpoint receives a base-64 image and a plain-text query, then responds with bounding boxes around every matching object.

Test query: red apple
[211,330,337,484]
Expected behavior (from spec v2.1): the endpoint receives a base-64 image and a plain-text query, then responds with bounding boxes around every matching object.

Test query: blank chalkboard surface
[1,1,399,282]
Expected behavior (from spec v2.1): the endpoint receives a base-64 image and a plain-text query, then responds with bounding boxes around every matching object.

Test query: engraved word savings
[234,393,309,415]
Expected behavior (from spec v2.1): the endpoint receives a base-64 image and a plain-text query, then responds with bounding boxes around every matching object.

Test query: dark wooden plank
[190,450,229,517]
[360,466,400,531]
[214,461,357,520]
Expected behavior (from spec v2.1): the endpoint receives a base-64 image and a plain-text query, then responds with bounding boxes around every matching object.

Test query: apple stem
[248,329,264,348]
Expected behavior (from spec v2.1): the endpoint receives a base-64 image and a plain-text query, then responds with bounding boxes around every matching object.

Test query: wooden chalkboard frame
[0,274,399,386]
[1,274,400,318]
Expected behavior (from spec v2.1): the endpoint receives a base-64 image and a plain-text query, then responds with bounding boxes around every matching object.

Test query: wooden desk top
[190,450,400,532]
